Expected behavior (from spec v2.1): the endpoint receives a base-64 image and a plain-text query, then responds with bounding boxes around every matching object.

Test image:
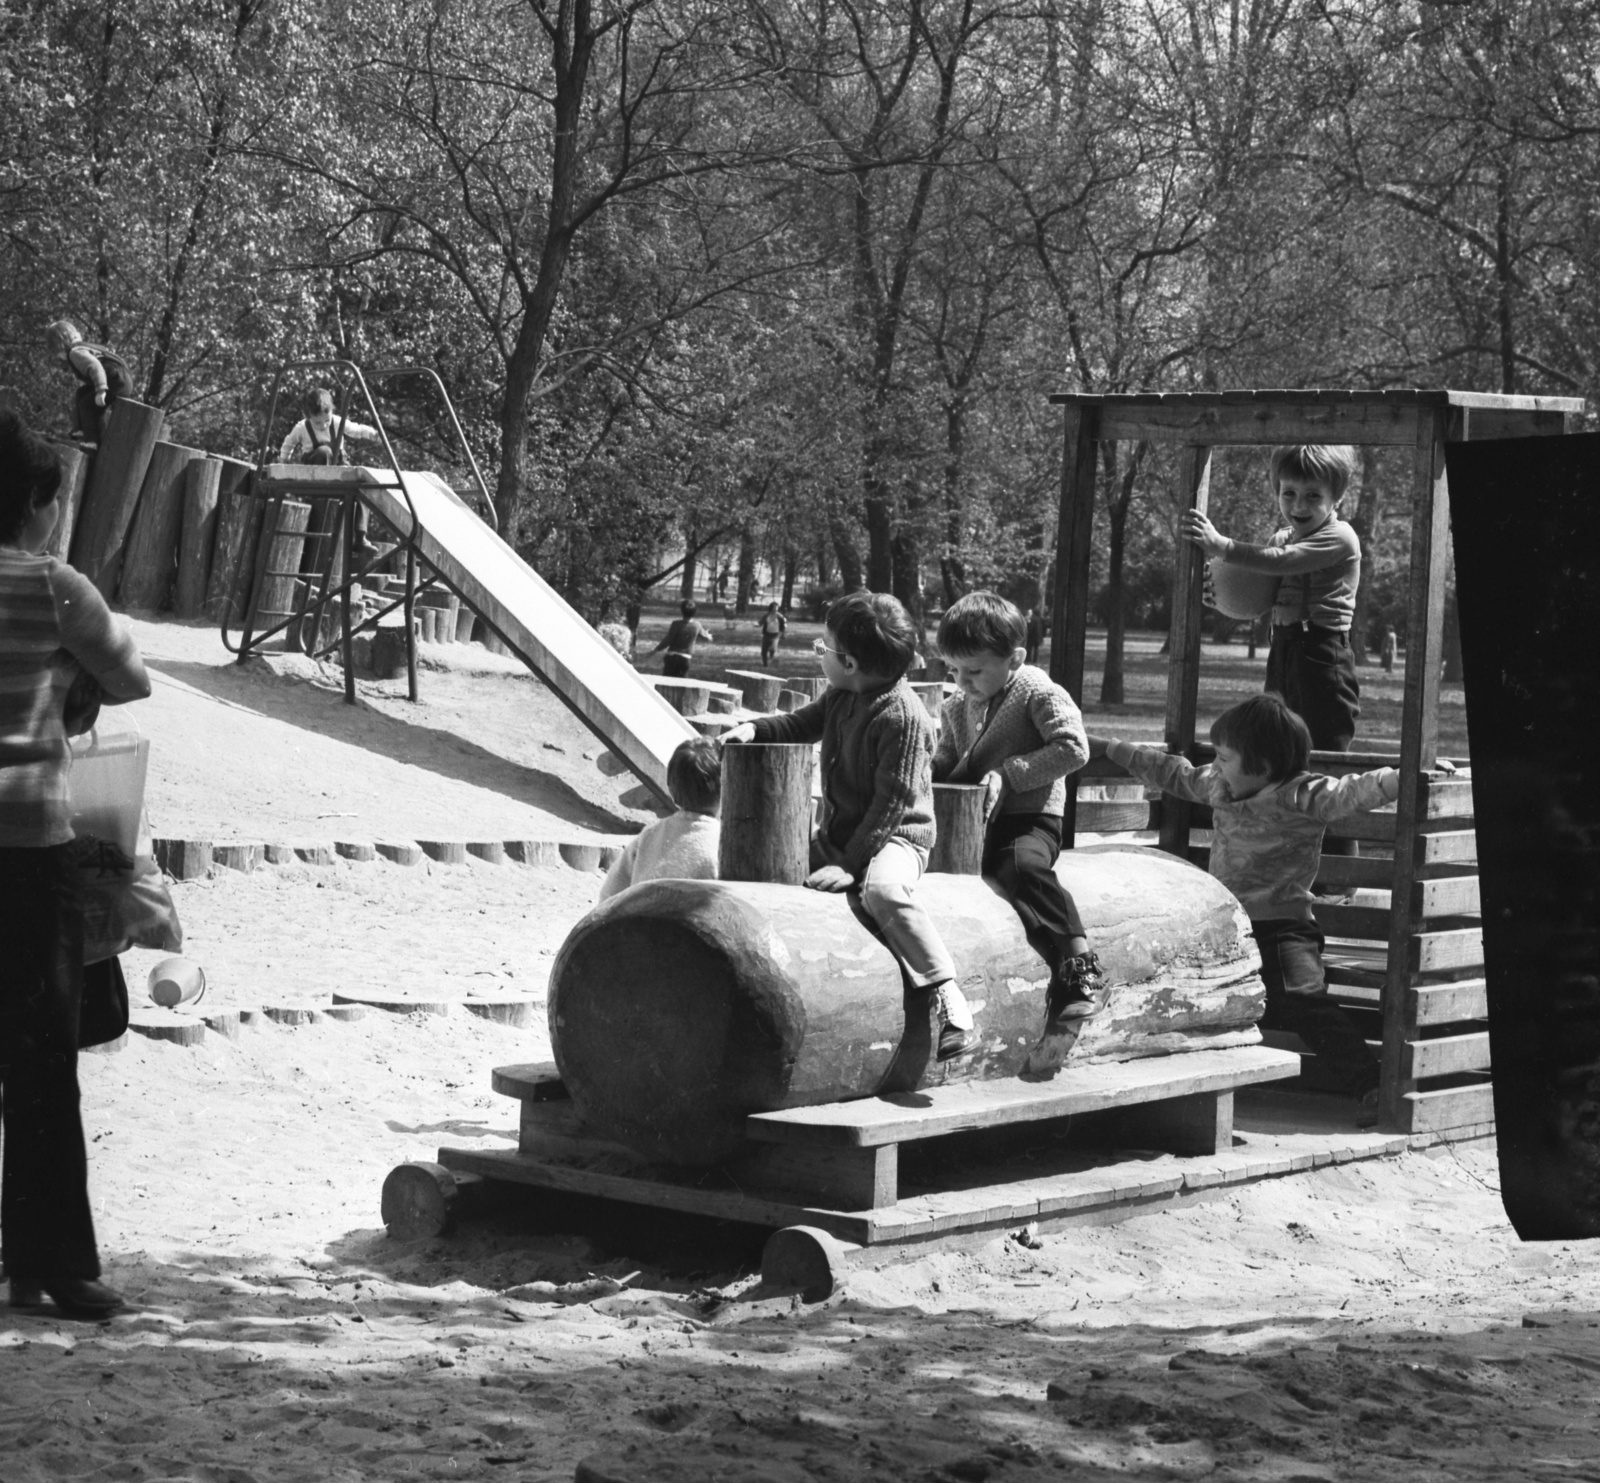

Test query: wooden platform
[430,1046,1300,1248]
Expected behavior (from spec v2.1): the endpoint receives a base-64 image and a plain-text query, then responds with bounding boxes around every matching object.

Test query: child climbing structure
[223,361,695,805]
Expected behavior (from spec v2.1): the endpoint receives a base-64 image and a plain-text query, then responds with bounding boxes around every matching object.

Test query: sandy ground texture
[2,617,1597,1482]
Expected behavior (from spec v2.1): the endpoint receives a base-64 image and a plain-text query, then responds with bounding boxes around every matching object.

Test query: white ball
[1207,560,1280,620]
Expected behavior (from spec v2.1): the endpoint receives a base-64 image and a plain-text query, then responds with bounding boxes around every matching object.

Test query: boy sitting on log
[599,738,722,899]
[934,592,1106,1065]
[724,591,976,1061]
[1090,694,1397,1125]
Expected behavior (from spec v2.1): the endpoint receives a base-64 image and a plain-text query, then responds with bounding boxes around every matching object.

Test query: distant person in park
[1185,444,1362,754]
[45,320,133,442]
[1024,605,1044,666]
[1,407,152,1319]
[1090,694,1396,1126]
[759,601,787,666]
[279,387,381,465]
[935,592,1103,1071]
[1380,624,1398,673]
[649,600,715,678]
[598,738,721,900]
[723,591,976,1061]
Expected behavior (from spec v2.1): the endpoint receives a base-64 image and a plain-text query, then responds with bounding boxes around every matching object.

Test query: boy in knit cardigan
[723,591,975,1060]
[933,593,1105,1051]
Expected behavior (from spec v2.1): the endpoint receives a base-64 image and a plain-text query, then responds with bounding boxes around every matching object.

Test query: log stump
[45,441,91,562]
[119,440,203,611]
[930,784,986,874]
[718,743,814,886]
[204,458,260,622]
[174,456,222,618]
[255,500,311,638]
[550,847,1263,1163]
[70,398,165,597]
[724,669,783,712]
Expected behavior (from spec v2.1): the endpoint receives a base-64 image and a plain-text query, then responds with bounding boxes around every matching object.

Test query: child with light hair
[45,320,134,441]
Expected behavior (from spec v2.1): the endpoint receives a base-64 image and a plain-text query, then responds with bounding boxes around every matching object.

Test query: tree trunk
[736,528,756,614]
[1099,442,1145,706]
[1347,446,1385,664]
[782,547,798,610]
[890,527,922,628]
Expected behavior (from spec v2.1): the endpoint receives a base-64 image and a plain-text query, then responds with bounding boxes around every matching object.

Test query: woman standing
[1,408,151,1319]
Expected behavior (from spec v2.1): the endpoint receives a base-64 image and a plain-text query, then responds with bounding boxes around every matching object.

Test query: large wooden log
[173,456,222,618]
[118,440,202,610]
[719,743,813,885]
[203,458,259,621]
[929,784,985,874]
[254,500,311,636]
[70,398,165,597]
[549,844,1264,1163]
[725,669,784,712]
[44,442,91,562]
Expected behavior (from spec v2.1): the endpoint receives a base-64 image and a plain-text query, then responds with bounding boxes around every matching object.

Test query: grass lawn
[634,605,1469,761]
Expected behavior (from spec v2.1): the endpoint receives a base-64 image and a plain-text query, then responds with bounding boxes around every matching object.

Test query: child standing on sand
[1185,444,1362,754]
[1090,694,1395,1125]
[724,591,976,1060]
[933,593,1105,1062]
[598,739,721,899]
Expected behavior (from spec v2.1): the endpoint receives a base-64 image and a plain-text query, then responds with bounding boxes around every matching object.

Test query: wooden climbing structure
[1047,388,1586,1137]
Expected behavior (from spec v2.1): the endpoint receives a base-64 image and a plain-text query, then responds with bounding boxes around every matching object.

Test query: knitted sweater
[0,550,141,847]
[598,810,720,900]
[1109,740,1399,923]
[933,665,1088,819]
[750,680,936,876]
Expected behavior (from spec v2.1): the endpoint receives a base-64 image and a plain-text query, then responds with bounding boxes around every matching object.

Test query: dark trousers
[663,652,691,678]
[0,845,100,1280]
[71,361,134,441]
[983,813,1085,977]
[1266,624,1360,753]
[1252,917,1379,1097]
[760,633,779,664]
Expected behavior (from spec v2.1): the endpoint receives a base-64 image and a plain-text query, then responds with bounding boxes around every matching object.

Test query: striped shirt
[0,550,139,846]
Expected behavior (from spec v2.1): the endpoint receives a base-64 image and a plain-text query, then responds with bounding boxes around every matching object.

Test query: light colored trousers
[818,836,957,989]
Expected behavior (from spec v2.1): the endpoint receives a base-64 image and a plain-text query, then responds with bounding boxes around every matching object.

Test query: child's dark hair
[303,386,335,417]
[937,591,1026,658]
[1268,444,1358,503]
[826,591,918,680]
[679,600,697,619]
[1210,694,1311,783]
[667,737,721,813]
[0,408,63,544]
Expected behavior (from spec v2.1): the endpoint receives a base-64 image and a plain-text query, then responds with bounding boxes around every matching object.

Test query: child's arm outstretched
[1288,767,1400,822]
[1183,509,1355,574]
[1088,734,1216,806]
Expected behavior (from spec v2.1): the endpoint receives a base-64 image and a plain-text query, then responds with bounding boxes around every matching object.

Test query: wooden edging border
[152,836,624,880]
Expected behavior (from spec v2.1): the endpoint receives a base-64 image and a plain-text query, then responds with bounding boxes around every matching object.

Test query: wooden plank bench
[441,1044,1300,1236]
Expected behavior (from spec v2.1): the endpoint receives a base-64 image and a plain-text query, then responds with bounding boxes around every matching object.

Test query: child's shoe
[1047,952,1107,1030]
[932,981,976,1062]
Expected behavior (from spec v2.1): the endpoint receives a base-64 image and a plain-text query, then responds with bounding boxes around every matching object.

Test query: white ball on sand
[1207,560,1280,620]
[148,955,207,1008]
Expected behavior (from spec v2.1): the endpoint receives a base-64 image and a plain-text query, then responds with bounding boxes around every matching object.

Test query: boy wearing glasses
[724,592,976,1060]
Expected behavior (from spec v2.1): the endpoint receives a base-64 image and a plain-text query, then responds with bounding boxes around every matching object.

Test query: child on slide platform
[723,591,976,1061]
[1184,444,1362,755]
[598,738,721,899]
[1090,694,1396,1127]
[933,592,1105,1067]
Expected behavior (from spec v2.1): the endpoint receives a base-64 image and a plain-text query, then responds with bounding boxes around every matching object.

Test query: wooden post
[203,457,257,622]
[118,441,202,610]
[1159,443,1213,857]
[718,743,814,885]
[929,784,985,874]
[173,456,222,618]
[69,398,165,598]
[45,442,91,562]
[1379,406,1452,1131]
[725,669,784,712]
[1051,401,1100,846]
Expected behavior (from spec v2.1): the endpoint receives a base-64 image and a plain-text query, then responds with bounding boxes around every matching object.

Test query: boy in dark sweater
[723,591,975,1059]
[934,593,1105,1069]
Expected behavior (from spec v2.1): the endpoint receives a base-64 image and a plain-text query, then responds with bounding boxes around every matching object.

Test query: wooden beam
[1402,1082,1496,1134]
[1380,407,1452,1128]
[1410,979,1488,1027]
[1052,402,1100,845]
[1159,444,1211,857]
[1096,401,1426,447]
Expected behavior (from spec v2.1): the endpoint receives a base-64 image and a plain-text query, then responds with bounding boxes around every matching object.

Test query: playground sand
[3,618,1596,1481]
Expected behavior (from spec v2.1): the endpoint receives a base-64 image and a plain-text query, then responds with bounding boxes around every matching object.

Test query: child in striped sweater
[934,593,1105,1064]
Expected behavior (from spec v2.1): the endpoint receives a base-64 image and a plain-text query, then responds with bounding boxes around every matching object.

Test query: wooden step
[1404,1031,1491,1080]
[1410,979,1488,1026]
[1402,1080,1495,1134]
[491,1061,567,1100]
[744,1045,1300,1149]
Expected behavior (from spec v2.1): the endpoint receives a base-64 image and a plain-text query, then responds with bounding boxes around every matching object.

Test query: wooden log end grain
[381,1162,486,1240]
[153,837,213,880]
[760,1225,855,1302]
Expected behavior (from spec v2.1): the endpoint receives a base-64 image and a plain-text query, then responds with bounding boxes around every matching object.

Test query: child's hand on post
[720,723,757,746]
[805,864,854,892]
[981,769,1004,821]
[1086,734,1111,759]
[1182,510,1228,557]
